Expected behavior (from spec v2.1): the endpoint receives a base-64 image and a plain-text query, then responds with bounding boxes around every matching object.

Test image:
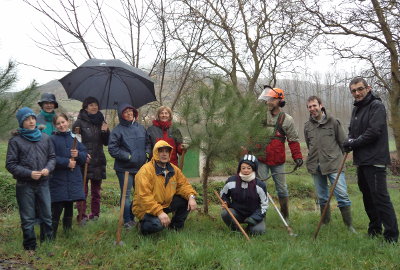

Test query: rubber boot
[339,206,357,233]
[63,217,73,233]
[52,221,59,239]
[320,204,331,224]
[279,197,289,222]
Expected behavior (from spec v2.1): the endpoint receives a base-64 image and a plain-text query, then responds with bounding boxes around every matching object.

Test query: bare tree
[169,0,316,95]
[301,0,400,158]
[23,0,205,111]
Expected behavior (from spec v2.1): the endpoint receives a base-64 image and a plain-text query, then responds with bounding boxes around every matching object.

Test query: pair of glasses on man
[350,86,367,93]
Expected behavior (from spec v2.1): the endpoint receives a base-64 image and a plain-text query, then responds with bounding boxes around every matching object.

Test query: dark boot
[320,204,331,224]
[279,197,289,222]
[63,217,73,233]
[339,206,357,233]
[52,221,59,239]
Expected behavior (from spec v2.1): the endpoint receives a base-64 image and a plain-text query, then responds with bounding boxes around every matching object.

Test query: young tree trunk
[201,156,212,214]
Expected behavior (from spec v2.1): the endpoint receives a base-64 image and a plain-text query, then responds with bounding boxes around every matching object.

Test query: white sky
[0,0,70,90]
[0,0,353,92]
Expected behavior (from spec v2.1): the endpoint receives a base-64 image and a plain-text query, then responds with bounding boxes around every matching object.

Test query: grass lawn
[0,144,400,269]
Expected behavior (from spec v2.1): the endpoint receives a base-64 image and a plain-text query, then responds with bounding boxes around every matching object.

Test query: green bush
[191,181,225,205]
[0,172,17,212]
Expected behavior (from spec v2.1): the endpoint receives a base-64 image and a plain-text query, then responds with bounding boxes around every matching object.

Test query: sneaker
[79,217,89,226]
[124,220,136,230]
[89,214,99,221]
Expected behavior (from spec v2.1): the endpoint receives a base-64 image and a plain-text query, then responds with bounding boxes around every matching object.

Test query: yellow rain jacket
[132,140,197,220]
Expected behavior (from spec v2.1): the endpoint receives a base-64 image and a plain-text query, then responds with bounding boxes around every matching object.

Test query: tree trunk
[201,156,211,214]
[389,84,400,160]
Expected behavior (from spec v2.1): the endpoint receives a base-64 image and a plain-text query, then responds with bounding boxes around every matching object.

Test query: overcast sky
[1,0,353,92]
[0,0,70,90]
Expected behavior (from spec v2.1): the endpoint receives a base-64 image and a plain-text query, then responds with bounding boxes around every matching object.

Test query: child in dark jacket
[6,107,56,251]
[50,113,87,238]
[219,154,268,235]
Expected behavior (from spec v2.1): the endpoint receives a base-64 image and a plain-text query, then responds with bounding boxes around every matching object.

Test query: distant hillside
[36,80,82,113]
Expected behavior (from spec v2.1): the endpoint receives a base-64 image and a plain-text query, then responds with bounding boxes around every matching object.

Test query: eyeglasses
[350,86,367,93]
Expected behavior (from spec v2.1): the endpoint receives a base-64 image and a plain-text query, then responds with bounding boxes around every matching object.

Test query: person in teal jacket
[36,93,58,135]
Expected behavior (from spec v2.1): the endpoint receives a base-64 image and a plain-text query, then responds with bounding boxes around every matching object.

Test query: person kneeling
[220,155,268,235]
[132,140,198,235]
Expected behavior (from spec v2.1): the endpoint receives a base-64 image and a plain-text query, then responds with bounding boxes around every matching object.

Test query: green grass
[1,189,399,269]
[1,144,400,269]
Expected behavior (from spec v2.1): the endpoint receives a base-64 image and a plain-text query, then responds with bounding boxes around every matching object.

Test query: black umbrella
[59,58,156,109]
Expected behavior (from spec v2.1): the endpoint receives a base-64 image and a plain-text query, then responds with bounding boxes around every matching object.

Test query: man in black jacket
[344,77,398,243]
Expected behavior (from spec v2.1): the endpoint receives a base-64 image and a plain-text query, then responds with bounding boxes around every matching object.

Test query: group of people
[6,94,191,250]
[220,77,398,243]
[5,76,398,251]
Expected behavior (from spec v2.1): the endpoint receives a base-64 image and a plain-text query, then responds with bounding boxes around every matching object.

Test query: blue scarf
[18,128,42,142]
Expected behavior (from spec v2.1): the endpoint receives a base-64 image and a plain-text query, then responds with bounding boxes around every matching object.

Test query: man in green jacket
[304,96,355,232]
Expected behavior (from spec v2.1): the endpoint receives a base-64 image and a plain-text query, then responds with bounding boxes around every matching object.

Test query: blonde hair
[156,106,173,121]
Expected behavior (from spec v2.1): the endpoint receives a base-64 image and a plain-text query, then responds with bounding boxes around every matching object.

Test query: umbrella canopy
[59,58,156,109]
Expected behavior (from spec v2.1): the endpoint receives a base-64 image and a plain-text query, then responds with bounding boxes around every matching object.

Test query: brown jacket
[304,110,346,175]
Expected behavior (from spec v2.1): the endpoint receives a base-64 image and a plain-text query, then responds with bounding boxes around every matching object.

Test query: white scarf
[239,172,256,182]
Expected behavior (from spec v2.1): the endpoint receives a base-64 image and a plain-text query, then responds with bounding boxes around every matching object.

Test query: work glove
[244,217,257,226]
[294,158,303,167]
[343,139,354,153]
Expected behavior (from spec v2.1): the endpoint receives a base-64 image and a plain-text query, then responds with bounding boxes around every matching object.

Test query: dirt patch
[0,258,35,270]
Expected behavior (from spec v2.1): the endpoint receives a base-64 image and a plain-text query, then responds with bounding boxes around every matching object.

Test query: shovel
[261,163,299,237]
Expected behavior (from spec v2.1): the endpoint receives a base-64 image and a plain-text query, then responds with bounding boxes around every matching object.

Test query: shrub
[0,172,17,212]
[191,181,225,205]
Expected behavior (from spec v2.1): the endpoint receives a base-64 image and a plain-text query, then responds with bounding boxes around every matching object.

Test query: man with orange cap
[255,85,303,222]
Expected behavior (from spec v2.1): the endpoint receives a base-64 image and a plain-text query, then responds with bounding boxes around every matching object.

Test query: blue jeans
[116,171,135,223]
[16,180,53,250]
[312,166,351,208]
[257,163,288,198]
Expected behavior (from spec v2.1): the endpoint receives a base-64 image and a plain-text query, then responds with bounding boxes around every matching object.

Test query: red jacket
[147,120,183,166]
[257,112,302,166]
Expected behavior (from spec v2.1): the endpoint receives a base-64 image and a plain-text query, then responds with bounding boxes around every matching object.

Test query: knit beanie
[82,96,100,110]
[237,154,258,173]
[16,107,36,128]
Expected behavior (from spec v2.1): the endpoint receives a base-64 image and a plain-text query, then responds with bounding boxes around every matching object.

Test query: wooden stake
[116,171,129,245]
[214,190,250,241]
[313,153,348,240]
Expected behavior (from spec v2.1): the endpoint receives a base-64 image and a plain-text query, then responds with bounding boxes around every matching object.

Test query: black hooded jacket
[348,92,391,166]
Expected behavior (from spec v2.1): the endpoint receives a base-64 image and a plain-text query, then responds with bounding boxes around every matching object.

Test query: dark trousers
[51,201,73,238]
[139,195,189,235]
[16,181,53,250]
[357,165,399,242]
[76,179,102,220]
[221,208,265,235]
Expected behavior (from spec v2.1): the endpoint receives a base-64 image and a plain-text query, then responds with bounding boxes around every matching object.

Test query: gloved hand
[244,217,257,226]
[343,139,354,153]
[295,158,303,167]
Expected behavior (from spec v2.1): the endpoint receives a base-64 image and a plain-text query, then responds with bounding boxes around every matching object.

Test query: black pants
[357,166,399,242]
[51,201,73,238]
[139,195,189,235]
